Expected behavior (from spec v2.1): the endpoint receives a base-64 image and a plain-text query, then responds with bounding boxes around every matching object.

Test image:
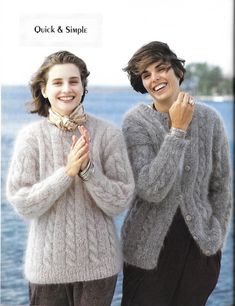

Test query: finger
[73,137,86,152]
[71,135,78,149]
[75,143,89,158]
[78,152,90,163]
[176,91,185,103]
[79,126,90,143]
[188,96,195,106]
[182,93,190,105]
[77,134,87,144]
[78,125,85,136]
[83,130,90,143]
[74,152,89,168]
[80,142,89,153]
[78,125,87,138]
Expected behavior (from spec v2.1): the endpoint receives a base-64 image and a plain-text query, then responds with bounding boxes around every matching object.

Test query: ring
[188,98,195,106]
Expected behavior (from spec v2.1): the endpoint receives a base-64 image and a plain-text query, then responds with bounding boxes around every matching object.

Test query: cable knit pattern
[43,207,56,267]
[6,114,134,284]
[85,198,99,265]
[121,103,232,270]
[65,182,77,267]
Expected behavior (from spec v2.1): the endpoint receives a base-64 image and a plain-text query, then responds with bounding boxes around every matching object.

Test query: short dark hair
[123,41,186,93]
[28,50,90,117]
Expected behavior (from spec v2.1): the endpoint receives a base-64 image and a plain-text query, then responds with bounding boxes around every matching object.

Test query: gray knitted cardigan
[121,103,232,270]
[6,114,135,284]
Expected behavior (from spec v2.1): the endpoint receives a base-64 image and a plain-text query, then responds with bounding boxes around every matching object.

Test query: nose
[61,82,71,92]
[152,71,160,81]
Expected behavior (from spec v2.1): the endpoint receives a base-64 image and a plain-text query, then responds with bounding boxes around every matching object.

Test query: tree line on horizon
[182,62,233,96]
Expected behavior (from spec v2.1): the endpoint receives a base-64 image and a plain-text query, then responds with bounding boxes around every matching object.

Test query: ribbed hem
[24,257,122,284]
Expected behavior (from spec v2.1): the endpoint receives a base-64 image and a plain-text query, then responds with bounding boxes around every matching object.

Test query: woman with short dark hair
[121,41,232,306]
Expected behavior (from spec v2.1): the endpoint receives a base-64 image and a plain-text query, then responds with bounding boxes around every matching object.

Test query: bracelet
[80,160,91,175]
[170,127,186,139]
[78,161,94,181]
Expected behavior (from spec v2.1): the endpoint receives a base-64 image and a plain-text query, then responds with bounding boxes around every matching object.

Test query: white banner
[19,14,102,47]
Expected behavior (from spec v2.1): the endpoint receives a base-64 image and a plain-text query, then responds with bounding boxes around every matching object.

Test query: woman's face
[141,61,181,105]
[41,63,84,116]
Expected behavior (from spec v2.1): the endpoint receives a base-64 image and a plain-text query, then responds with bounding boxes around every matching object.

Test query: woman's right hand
[65,134,89,177]
[169,91,195,131]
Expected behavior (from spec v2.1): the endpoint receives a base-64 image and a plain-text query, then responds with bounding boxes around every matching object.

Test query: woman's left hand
[169,92,195,131]
[75,125,90,170]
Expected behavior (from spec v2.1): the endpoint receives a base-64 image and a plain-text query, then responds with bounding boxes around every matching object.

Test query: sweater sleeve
[84,128,135,217]
[208,116,232,240]
[122,115,189,203]
[6,127,73,219]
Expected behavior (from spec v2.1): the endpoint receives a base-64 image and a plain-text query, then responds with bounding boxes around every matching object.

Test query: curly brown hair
[28,50,90,117]
[123,41,186,94]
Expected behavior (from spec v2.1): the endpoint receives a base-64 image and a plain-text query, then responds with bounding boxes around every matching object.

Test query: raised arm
[122,116,189,203]
[6,128,73,219]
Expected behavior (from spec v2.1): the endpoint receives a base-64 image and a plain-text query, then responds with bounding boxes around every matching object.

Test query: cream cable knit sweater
[121,103,232,270]
[6,114,135,284]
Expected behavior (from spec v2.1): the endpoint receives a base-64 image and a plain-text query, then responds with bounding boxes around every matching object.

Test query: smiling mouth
[58,96,75,102]
[153,83,167,92]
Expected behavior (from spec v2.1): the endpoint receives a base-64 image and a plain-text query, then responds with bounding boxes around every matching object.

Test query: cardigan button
[205,250,211,256]
[185,214,192,221]
[184,165,191,171]
[178,194,183,200]
[193,235,198,240]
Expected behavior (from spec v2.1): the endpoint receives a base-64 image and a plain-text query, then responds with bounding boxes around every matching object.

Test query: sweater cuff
[56,167,74,186]
[170,127,186,139]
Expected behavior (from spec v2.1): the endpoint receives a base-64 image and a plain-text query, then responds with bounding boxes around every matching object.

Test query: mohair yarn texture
[121,103,232,270]
[6,114,135,284]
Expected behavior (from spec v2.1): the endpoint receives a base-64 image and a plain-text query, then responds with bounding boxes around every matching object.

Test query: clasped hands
[169,92,195,131]
[65,126,90,177]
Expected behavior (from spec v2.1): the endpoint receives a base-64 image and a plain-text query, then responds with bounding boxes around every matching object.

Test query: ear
[178,71,184,82]
[41,86,47,98]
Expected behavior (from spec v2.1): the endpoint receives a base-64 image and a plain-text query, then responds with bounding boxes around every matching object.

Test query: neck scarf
[48,104,87,131]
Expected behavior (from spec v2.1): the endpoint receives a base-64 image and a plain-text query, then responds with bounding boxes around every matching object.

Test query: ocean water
[1,86,234,306]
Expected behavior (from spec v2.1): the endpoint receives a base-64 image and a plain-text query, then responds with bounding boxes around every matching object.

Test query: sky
[0,0,233,86]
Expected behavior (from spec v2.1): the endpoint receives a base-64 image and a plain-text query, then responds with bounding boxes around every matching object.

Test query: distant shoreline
[196,95,233,102]
[1,85,233,101]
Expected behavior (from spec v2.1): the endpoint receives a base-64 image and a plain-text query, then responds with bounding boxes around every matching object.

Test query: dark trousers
[29,274,117,306]
[121,209,221,306]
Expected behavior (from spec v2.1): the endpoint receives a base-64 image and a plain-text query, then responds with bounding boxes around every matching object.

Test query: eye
[70,80,79,84]
[52,81,62,86]
[142,73,150,80]
[157,66,166,73]
[156,65,171,73]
